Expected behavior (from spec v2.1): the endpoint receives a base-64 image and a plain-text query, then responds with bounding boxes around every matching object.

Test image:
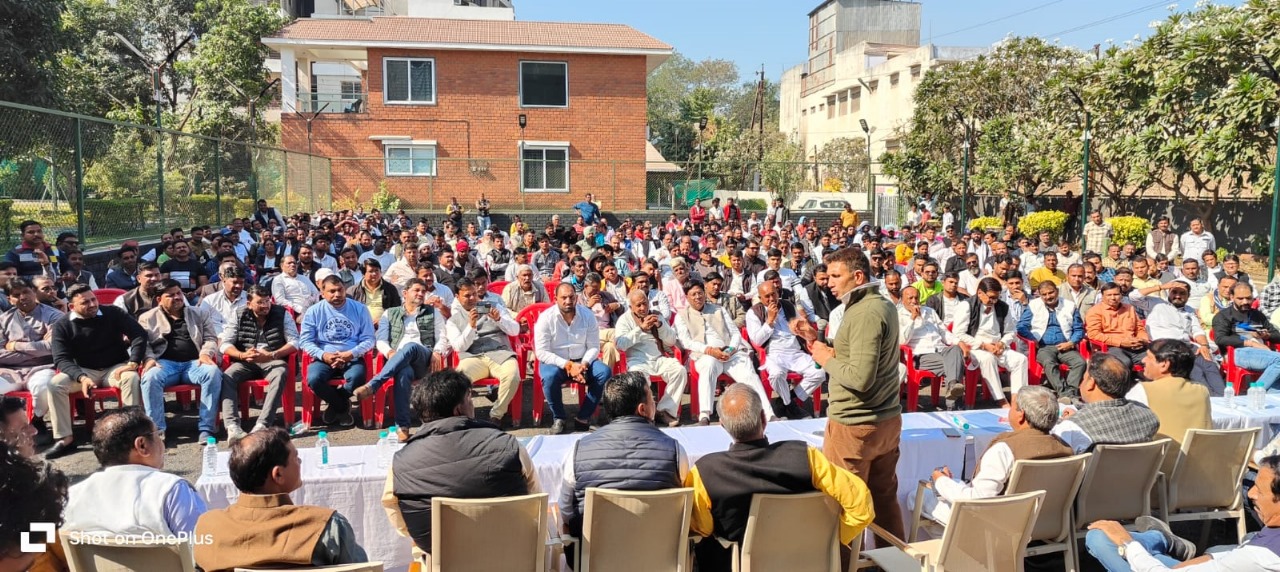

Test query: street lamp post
[518,114,527,209]
[114,32,195,228]
[1068,88,1091,253]
[860,119,872,223]
[1255,54,1280,282]
[697,116,708,182]
[952,108,970,233]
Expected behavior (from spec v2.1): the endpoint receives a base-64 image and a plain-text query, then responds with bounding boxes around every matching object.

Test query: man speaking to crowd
[810,246,905,541]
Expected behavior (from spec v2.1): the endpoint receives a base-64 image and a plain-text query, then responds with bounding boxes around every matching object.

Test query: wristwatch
[1116,542,1128,558]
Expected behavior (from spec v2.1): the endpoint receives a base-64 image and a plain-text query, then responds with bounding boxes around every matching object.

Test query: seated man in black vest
[557,371,687,542]
[219,286,299,441]
[357,278,448,439]
[686,383,874,571]
[113,261,164,318]
[381,369,539,569]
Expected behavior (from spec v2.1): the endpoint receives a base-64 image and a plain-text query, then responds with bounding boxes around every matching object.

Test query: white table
[195,400,1277,572]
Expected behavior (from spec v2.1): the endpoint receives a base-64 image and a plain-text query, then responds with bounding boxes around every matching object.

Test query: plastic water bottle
[317,431,331,468]
[202,437,218,477]
[1252,383,1267,411]
[951,415,971,434]
[289,420,309,436]
[376,431,390,469]
[387,426,402,451]
[1223,382,1236,408]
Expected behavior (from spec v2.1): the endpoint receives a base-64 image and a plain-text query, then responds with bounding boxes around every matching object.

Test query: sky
[518,0,1245,82]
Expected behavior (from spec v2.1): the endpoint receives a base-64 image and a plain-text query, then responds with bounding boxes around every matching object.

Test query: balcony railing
[295,92,368,114]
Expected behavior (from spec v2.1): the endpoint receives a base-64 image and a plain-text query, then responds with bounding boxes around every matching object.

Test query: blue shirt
[164,481,208,535]
[1017,303,1084,347]
[574,201,599,225]
[299,299,375,358]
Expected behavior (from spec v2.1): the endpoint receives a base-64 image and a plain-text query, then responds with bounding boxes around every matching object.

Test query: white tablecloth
[195,399,1279,572]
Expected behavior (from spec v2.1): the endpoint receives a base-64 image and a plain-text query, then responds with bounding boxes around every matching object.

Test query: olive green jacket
[825,283,902,425]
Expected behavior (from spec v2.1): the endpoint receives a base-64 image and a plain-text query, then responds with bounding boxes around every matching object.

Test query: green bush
[1105,216,1151,247]
[234,199,257,219]
[1017,210,1069,241]
[737,199,767,211]
[968,216,1003,231]
[371,181,402,211]
[83,199,148,235]
[174,194,219,226]
[0,199,11,245]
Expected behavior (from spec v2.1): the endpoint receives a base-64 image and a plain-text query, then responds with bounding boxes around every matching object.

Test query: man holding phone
[6,220,58,281]
[446,278,522,428]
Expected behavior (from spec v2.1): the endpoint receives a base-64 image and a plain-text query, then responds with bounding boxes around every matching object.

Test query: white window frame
[383,142,438,177]
[519,60,569,108]
[383,57,437,105]
[520,142,570,193]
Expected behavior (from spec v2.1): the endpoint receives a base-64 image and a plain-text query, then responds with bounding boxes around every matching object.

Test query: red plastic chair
[1223,343,1280,394]
[92,288,127,305]
[614,347,684,416]
[741,326,822,416]
[899,345,942,413]
[487,281,509,296]
[300,352,377,427]
[1019,336,1089,388]
[450,340,524,426]
[685,352,735,418]
[3,390,34,422]
[222,353,298,428]
[71,386,124,432]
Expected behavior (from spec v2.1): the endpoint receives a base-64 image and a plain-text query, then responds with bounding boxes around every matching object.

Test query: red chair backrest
[488,281,508,296]
[93,288,126,305]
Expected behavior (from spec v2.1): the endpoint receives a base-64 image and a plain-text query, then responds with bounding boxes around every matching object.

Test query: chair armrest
[909,481,929,543]
[869,523,913,551]
[860,547,926,572]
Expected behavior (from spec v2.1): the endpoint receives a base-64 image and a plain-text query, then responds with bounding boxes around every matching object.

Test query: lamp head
[699,116,708,130]
[859,119,869,133]
[518,114,527,129]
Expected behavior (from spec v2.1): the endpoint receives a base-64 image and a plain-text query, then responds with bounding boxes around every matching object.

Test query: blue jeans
[1234,347,1280,389]
[539,360,609,421]
[141,360,223,433]
[1085,530,1181,571]
[367,343,431,427]
[307,357,368,410]
[478,215,492,231]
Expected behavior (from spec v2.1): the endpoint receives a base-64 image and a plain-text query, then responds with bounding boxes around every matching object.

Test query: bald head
[719,384,766,442]
[627,288,650,316]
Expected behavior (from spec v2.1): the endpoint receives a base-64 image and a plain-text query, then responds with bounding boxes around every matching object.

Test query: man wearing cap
[201,265,248,329]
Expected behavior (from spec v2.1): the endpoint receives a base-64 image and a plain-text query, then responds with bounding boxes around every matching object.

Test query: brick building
[262,17,672,212]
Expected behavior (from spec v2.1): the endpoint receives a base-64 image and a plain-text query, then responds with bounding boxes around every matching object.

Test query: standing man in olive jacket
[809,246,904,540]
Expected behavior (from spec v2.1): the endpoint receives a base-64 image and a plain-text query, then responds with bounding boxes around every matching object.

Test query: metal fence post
[612,161,618,211]
[73,118,86,242]
[156,125,165,231]
[214,139,223,226]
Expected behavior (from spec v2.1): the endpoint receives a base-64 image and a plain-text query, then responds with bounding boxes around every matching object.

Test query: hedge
[968,216,1003,231]
[84,199,148,234]
[1106,216,1151,248]
[1017,210,1069,242]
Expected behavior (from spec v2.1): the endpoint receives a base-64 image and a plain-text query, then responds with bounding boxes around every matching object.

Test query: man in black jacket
[803,264,840,334]
[557,372,687,540]
[219,286,300,441]
[44,284,148,457]
[381,370,539,568]
[1213,282,1280,389]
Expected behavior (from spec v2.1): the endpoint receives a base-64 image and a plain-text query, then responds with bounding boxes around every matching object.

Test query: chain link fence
[0,101,330,251]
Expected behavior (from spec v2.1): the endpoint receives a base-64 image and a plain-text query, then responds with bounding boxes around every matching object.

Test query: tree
[816,137,869,194]
[647,52,740,164]
[0,0,66,108]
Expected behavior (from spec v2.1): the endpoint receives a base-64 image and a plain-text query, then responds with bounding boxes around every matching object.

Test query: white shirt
[1180,230,1217,264]
[1145,302,1206,346]
[755,267,800,292]
[445,300,520,356]
[745,302,805,353]
[199,290,247,333]
[1050,419,1094,454]
[931,440,1018,524]
[533,304,601,368]
[357,250,397,271]
[1120,536,1280,572]
[953,300,1017,346]
[898,306,956,355]
[376,305,448,355]
[270,273,319,315]
[958,270,980,297]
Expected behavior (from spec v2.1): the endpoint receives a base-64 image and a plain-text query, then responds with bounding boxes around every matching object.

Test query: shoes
[198,431,213,444]
[769,397,788,419]
[785,398,814,420]
[44,439,78,459]
[226,424,248,443]
[657,411,680,428]
[551,419,569,435]
[574,419,592,433]
[352,384,375,401]
[1136,516,1196,561]
[322,400,352,426]
[697,416,711,426]
[495,413,513,430]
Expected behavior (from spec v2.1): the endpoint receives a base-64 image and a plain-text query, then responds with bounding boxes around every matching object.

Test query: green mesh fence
[0,100,330,251]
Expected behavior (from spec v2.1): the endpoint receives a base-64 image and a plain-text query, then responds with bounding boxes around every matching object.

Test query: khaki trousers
[47,363,142,440]
[823,415,905,542]
[456,355,521,419]
[598,328,620,369]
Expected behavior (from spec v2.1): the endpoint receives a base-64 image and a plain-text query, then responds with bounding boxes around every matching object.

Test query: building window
[520,61,568,107]
[910,64,922,78]
[827,96,837,119]
[890,72,900,87]
[838,92,848,116]
[522,145,569,192]
[384,58,436,104]
[385,144,437,176]
[851,89,860,113]
[340,80,363,98]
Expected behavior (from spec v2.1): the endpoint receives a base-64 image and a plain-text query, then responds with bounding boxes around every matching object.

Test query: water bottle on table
[1223,382,1236,408]
[388,425,402,451]
[1252,382,1267,411]
[376,431,390,469]
[317,431,331,468]
[202,436,218,477]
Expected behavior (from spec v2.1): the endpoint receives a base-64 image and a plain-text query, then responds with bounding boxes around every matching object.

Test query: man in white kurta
[614,290,687,427]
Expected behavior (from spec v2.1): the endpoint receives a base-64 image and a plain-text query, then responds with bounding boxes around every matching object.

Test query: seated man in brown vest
[686,383,874,571]
[1124,338,1211,472]
[915,385,1071,531]
[194,427,367,572]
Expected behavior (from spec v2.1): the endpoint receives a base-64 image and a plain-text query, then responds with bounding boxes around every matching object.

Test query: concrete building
[262,17,671,210]
[780,0,985,163]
